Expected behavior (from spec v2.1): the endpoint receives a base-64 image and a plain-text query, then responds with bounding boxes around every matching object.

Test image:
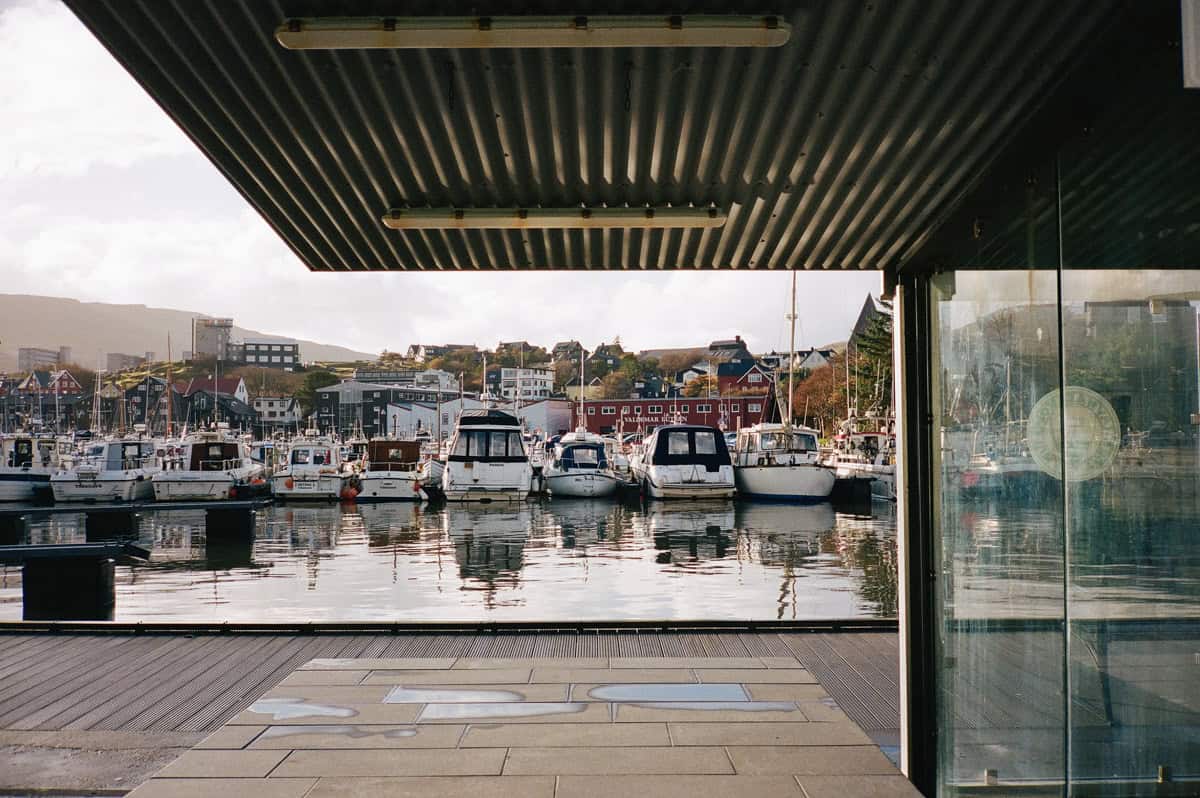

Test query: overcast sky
[1,0,881,358]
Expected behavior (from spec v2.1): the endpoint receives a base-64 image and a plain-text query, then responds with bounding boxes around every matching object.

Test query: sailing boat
[543,348,619,497]
[731,272,836,502]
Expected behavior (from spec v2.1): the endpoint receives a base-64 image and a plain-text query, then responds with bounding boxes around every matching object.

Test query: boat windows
[667,431,691,456]
[694,431,718,455]
[292,449,311,464]
[11,439,33,468]
[450,429,526,461]
[793,433,818,452]
[488,431,508,458]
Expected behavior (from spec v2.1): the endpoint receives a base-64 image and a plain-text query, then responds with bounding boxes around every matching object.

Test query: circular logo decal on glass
[1028,386,1120,482]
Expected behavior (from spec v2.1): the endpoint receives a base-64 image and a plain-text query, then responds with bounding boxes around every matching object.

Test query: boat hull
[734,464,835,502]
[357,471,422,501]
[441,486,529,502]
[154,470,265,501]
[51,473,156,503]
[545,471,618,498]
[835,462,896,502]
[271,473,346,501]
[0,471,52,502]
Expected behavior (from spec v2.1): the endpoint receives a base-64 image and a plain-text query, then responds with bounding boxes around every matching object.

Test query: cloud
[0,0,194,179]
[0,0,882,357]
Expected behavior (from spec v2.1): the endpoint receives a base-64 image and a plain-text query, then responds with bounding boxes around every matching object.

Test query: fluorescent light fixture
[381,207,726,230]
[277,15,790,50]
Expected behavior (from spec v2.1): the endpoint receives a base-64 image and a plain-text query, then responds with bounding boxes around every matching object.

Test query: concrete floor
[124,655,918,797]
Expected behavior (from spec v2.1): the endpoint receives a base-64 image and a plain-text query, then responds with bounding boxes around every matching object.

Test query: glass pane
[1059,271,1200,793]
[489,432,507,458]
[932,270,1066,793]
[667,432,690,455]
[694,431,717,455]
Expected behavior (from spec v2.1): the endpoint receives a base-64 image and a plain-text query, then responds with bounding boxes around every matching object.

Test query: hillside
[0,294,376,371]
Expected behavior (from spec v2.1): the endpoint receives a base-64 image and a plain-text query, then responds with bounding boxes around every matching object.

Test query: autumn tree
[789,362,846,436]
[657,349,708,378]
[600,372,633,399]
[682,375,718,397]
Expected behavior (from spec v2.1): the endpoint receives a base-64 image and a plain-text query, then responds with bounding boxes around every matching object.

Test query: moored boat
[271,433,348,501]
[356,439,423,501]
[0,434,60,502]
[442,410,532,502]
[630,424,735,499]
[152,429,267,501]
[733,423,835,502]
[51,435,161,503]
[543,430,619,498]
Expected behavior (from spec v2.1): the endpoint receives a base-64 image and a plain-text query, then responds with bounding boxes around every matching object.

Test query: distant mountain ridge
[0,294,376,371]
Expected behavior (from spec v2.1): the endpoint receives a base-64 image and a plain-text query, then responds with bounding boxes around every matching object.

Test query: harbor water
[0,499,897,622]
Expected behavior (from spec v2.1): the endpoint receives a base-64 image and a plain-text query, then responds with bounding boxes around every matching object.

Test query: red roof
[181,376,243,396]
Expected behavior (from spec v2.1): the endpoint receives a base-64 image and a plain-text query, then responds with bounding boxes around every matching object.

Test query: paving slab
[461,721,670,748]
[274,747,507,777]
[695,668,818,684]
[304,775,556,797]
[277,670,370,686]
[384,684,568,702]
[193,725,265,750]
[613,701,805,723]
[571,682,749,702]
[127,778,317,798]
[362,668,532,685]
[726,745,900,775]
[154,749,288,778]
[259,685,393,703]
[248,724,465,749]
[759,657,808,669]
[556,774,805,798]
[797,698,851,722]
[746,684,830,701]
[530,667,697,683]
[452,657,608,669]
[796,775,924,798]
[417,701,611,723]
[502,745,734,775]
[608,657,764,669]
[669,721,873,746]
[229,701,420,726]
[301,658,456,671]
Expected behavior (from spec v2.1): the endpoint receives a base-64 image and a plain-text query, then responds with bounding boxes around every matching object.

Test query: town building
[353,368,459,392]
[252,395,301,435]
[123,376,184,431]
[184,390,257,431]
[191,318,234,360]
[178,376,249,406]
[550,340,585,362]
[383,398,488,440]
[586,342,624,372]
[571,396,771,435]
[315,380,475,439]
[12,370,85,430]
[715,359,774,396]
[499,367,552,401]
[563,381,604,402]
[17,346,72,372]
[848,294,893,349]
[236,340,300,369]
[405,344,476,363]
[707,336,752,361]
[106,352,149,372]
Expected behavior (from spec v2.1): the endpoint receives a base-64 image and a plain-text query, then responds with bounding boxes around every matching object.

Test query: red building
[715,359,774,396]
[571,396,772,435]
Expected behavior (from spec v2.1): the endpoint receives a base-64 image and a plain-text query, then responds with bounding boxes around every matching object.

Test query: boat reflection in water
[2,499,897,622]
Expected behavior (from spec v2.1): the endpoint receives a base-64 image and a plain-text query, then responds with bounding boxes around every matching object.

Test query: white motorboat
[355,439,423,501]
[271,433,348,501]
[0,434,59,502]
[543,430,619,498]
[51,436,161,503]
[152,430,267,501]
[733,423,835,502]
[833,417,897,502]
[630,424,735,499]
[442,409,532,502]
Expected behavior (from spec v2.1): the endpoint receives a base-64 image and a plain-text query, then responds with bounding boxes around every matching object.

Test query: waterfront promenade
[0,626,902,796]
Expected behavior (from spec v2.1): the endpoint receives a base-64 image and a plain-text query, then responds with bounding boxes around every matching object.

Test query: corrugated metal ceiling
[63,1,1116,271]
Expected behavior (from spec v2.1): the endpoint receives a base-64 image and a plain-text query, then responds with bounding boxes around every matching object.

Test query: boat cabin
[188,439,243,471]
[736,426,820,454]
[365,440,421,471]
[646,425,730,469]
[290,445,337,466]
[4,437,56,469]
[553,441,607,471]
[449,410,527,463]
[103,440,157,471]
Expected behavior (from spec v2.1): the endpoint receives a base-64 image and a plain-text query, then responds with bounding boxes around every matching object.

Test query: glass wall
[925,7,1200,792]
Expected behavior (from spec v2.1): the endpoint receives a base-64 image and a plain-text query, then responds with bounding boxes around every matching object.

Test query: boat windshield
[451,430,526,460]
[292,447,334,465]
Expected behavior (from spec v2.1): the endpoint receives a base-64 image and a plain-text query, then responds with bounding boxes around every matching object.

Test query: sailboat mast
[579,345,586,430]
[166,334,173,437]
[787,270,796,430]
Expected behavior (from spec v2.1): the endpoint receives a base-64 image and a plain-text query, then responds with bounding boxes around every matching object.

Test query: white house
[499,367,553,401]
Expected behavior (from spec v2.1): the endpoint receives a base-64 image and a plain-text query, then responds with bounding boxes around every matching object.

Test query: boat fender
[285,477,295,490]
[340,485,359,501]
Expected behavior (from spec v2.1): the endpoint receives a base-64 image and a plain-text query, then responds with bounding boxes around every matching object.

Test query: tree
[296,370,338,413]
[682,375,717,397]
[554,360,579,392]
[790,362,846,436]
[850,313,893,415]
[600,373,633,399]
[658,349,707,378]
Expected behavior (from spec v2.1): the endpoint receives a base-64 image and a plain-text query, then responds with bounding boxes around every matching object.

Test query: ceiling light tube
[381,207,726,230]
[277,15,790,50]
